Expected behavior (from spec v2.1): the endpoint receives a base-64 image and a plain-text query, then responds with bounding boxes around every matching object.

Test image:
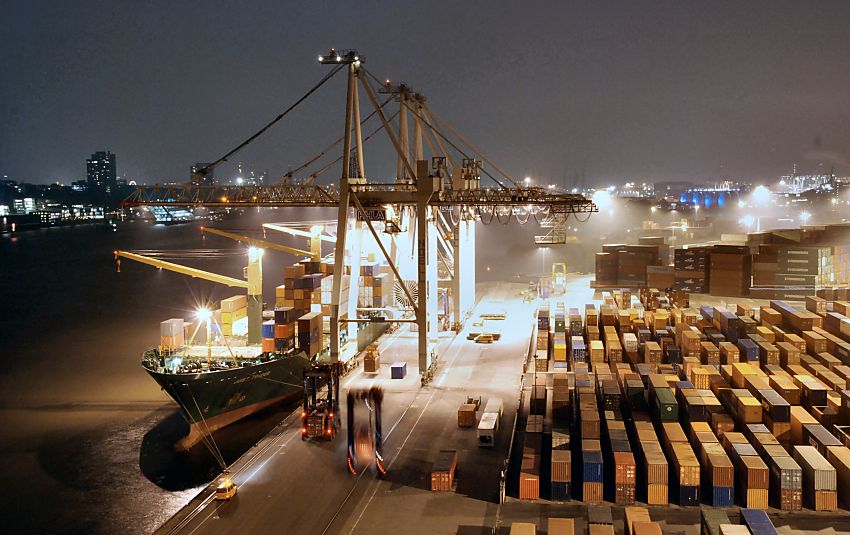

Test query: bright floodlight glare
[738,200,746,208]
[310,224,324,235]
[752,185,771,205]
[650,206,657,213]
[248,246,264,260]
[592,190,613,210]
[740,214,755,228]
[800,211,811,223]
[196,308,211,321]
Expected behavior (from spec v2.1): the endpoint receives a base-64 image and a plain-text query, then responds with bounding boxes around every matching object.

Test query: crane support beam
[201,226,313,257]
[262,223,337,243]
[114,250,249,289]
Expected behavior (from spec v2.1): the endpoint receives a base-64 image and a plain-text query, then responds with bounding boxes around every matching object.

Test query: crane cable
[195,63,346,179]
[361,68,511,190]
[425,106,522,189]
[286,95,394,180]
[304,109,401,183]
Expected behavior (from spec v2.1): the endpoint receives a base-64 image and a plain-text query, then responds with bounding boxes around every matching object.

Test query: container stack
[632,420,668,504]
[297,311,322,357]
[709,245,751,297]
[793,445,838,511]
[159,318,185,351]
[273,306,296,353]
[363,343,380,373]
[661,422,700,505]
[220,295,248,336]
[687,421,734,506]
[579,375,603,503]
[721,432,769,508]
[520,422,541,500]
[673,246,710,293]
[550,428,571,501]
[430,449,457,492]
[261,320,275,353]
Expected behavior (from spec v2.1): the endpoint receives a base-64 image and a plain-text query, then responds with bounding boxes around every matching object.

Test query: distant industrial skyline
[3,1,850,186]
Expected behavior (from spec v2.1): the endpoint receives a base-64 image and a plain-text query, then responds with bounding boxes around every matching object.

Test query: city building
[86,151,117,190]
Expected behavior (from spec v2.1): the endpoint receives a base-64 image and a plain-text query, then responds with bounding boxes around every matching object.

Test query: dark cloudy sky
[3,1,850,187]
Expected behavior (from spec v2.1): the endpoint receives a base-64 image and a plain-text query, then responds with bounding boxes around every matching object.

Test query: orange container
[261,337,275,352]
[614,452,637,484]
[815,490,838,511]
[583,481,603,503]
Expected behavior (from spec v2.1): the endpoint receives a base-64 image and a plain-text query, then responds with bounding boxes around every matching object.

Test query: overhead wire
[195,63,346,179]
[305,109,401,183]
[361,68,511,190]
[285,95,394,180]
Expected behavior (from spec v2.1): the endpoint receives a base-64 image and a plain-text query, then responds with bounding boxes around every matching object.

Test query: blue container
[551,482,571,501]
[740,510,779,535]
[737,339,759,361]
[391,361,407,379]
[700,306,714,321]
[712,486,734,507]
[261,320,275,339]
[582,451,603,483]
[538,317,550,330]
[676,381,694,389]
[678,485,700,506]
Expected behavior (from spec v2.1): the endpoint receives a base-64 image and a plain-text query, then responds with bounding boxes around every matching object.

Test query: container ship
[142,348,310,451]
[142,294,322,450]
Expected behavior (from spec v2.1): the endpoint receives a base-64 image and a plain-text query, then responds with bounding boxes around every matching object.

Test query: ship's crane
[201,226,316,259]
[114,247,263,343]
[119,49,598,378]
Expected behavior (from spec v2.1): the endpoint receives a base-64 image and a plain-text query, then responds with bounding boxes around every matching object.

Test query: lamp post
[197,308,212,364]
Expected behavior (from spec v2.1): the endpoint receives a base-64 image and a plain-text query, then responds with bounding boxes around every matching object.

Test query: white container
[477,412,498,447]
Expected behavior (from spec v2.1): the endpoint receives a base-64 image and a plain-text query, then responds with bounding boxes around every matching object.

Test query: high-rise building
[86,151,116,190]
[191,162,215,186]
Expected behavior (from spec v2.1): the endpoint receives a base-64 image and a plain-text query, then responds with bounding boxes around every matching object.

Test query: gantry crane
[120,49,597,378]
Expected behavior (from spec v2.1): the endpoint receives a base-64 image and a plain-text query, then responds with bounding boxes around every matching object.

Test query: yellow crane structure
[201,225,324,261]
[114,248,264,343]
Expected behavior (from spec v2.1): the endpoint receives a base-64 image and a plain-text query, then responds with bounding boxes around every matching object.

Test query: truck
[477,397,504,447]
[301,362,342,440]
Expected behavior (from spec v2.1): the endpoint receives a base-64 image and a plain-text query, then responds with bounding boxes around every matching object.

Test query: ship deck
[155,282,536,534]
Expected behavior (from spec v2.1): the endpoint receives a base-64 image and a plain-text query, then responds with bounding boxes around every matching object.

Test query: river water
[0,209,338,534]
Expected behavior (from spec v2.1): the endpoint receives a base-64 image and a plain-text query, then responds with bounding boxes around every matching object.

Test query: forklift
[301,362,343,440]
[346,386,385,475]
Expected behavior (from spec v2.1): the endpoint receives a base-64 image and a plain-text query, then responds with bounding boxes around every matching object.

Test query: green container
[653,387,679,421]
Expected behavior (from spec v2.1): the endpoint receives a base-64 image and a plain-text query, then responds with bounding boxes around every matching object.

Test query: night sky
[3,1,850,187]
